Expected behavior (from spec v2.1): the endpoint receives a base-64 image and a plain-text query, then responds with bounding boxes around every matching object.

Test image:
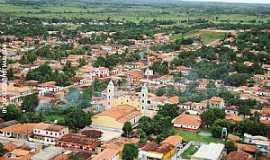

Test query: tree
[7,68,16,80]
[138,129,147,144]
[64,108,91,130]
[150,60,169,75]
[122,122,132,137]
[69,153,83,160]
[21,93,39,112]
[157,104,179,121]
[138,116,153,135]
[26,63,53,83]
[237,119,266,136]
[78,87,92,108]
[211,125,223,138]
[225,141,237,153]
[18,112,45,123]
[238,105,251,118]
[201,108,225,128]
[122,144,138,160]
[79,58,87,67]
[0,143,6,156]
[1,104,20,121]
[63,61,76,77]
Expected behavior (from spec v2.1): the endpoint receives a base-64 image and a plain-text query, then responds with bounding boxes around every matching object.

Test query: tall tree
[122,122,133,137]
[21,93,39,112]
[201,108,225,128]
[0,143,6,156]
[122,144,138,160]
[1,103,20,121]
[64,108,91,130]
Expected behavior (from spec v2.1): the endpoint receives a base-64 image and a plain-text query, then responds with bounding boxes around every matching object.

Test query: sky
[187,0,270,4]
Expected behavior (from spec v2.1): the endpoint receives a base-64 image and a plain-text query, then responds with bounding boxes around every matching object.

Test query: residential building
[31,124,69,145]
[31,147,65,160]
[226,151,255,160]
[172,113,202,132]
[138,142,176,160]
[57,134,101,152]
[208,97,225,109]
[91,67,110,78]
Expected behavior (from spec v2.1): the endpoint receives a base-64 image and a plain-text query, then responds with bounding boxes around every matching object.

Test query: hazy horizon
[186,0,270,4]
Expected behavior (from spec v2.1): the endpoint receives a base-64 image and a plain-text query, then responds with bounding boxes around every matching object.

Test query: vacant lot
[177,130,223,144]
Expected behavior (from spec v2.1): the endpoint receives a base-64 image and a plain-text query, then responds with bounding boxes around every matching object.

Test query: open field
[176,130,224,144]
[172,29,226,44]
[0,1,270,23]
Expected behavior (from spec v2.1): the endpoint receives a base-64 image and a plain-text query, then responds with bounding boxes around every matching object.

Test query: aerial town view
[0,0,270,159]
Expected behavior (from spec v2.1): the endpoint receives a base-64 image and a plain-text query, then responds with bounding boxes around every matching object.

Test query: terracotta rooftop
[161,135,183,147]
[236,143,257,153]
[209,96,224,103]
[226,114,242,122]
[96,105,142,123]
[172,113,201,128]
[226,151,255,160]
[81,130,102,139]
[0,123,50,135]
[92,148,119,160]
[58,134,101,148]
[142,142,174,154]
[0,123,65,134]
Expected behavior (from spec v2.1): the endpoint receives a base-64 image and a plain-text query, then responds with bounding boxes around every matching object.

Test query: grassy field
[0,2,270,23]
[176,130,223,144]
[172,30,226,44]
[45,114,65,123]
[181,144,197,159]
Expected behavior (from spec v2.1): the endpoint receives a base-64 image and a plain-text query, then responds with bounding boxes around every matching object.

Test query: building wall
[92,116,123,129]
[112,96,140,110]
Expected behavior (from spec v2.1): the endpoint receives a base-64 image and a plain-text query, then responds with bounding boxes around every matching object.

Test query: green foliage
[70,47,88,55]
[225,141,237,153]
[21,93,39,112]
[225,73,250,87]
[122,122,133,137]
[122,144,139,160]
[18,112,45,123]
[69,153,84,160]
[1,104,20,121]
[79,33,107,45]
[137,104,178,142]
[150,60,169,75]
[93,79,110,92]
[79,58,87,67]
[26,63,54,83]
[26,63,73,86]
[20,50,37,64]
[151,43,180,53]
[0,143,7,156]
[238,119,266,136]
[138,116,153,136]
[7,68,16,80]
[155,86,179,97]
[201,108,225,128]
[63,61,76,77]
[157,104,179,121]
[64,108,91,130]
[36,45,68,60]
